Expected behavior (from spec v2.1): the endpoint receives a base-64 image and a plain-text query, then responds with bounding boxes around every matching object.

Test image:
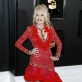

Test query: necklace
[37,28,48,42]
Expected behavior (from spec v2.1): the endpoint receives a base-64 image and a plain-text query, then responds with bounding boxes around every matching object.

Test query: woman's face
[35,10,45,25]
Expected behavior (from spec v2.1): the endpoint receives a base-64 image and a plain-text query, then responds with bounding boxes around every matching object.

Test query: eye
[41,14,44,16]
[36,14,39,16]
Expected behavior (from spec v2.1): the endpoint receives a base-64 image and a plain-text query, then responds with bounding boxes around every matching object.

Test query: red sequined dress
[15,25,62,82]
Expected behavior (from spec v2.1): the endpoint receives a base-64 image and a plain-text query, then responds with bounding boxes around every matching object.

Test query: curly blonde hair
[33,4,52,28]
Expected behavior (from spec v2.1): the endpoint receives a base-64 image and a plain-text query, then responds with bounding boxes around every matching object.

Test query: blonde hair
[33,4,52,28]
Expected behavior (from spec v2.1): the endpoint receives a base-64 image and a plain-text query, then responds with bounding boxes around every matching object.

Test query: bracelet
[24,49,31,55]
[56,53,60,58]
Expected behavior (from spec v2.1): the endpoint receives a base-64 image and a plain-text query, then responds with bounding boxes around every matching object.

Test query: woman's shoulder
[49,25,56,30]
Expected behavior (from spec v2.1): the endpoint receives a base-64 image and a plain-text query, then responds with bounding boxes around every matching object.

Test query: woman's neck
[36,24,44,30]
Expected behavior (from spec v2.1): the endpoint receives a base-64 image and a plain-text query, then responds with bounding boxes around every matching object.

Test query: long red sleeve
[52,27,62,54]
[15,27,31,53]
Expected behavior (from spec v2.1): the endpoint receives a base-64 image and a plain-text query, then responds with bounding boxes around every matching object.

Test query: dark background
[0,0,82,75]
[36,0,64,18]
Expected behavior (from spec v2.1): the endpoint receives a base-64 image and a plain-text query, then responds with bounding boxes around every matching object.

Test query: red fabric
[24,65,62,82]
[31,25,53,49]
[15,25,62,82]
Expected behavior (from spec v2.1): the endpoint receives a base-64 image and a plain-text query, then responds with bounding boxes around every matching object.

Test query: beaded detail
[37,28,48,42]
[30,63,54,71]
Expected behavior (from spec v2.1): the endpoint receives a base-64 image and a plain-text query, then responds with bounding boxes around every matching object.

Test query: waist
[33,46,50,51]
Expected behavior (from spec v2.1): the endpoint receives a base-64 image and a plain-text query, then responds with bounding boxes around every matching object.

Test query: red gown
[15,25,62,82]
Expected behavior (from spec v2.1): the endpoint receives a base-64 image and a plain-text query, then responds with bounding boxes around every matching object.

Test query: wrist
[56,53,60,58]
[24,49,31,55]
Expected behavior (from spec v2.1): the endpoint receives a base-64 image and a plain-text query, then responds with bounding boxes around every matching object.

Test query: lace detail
[15,25,62,69]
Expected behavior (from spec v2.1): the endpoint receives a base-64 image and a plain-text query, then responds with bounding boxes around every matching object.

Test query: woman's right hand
[29,48,39,55]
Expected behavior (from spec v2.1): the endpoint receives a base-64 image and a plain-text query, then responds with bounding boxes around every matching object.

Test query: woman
[15,4,62,82]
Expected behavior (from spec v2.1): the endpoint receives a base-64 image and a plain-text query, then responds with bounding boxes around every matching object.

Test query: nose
[38,15,41,18]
